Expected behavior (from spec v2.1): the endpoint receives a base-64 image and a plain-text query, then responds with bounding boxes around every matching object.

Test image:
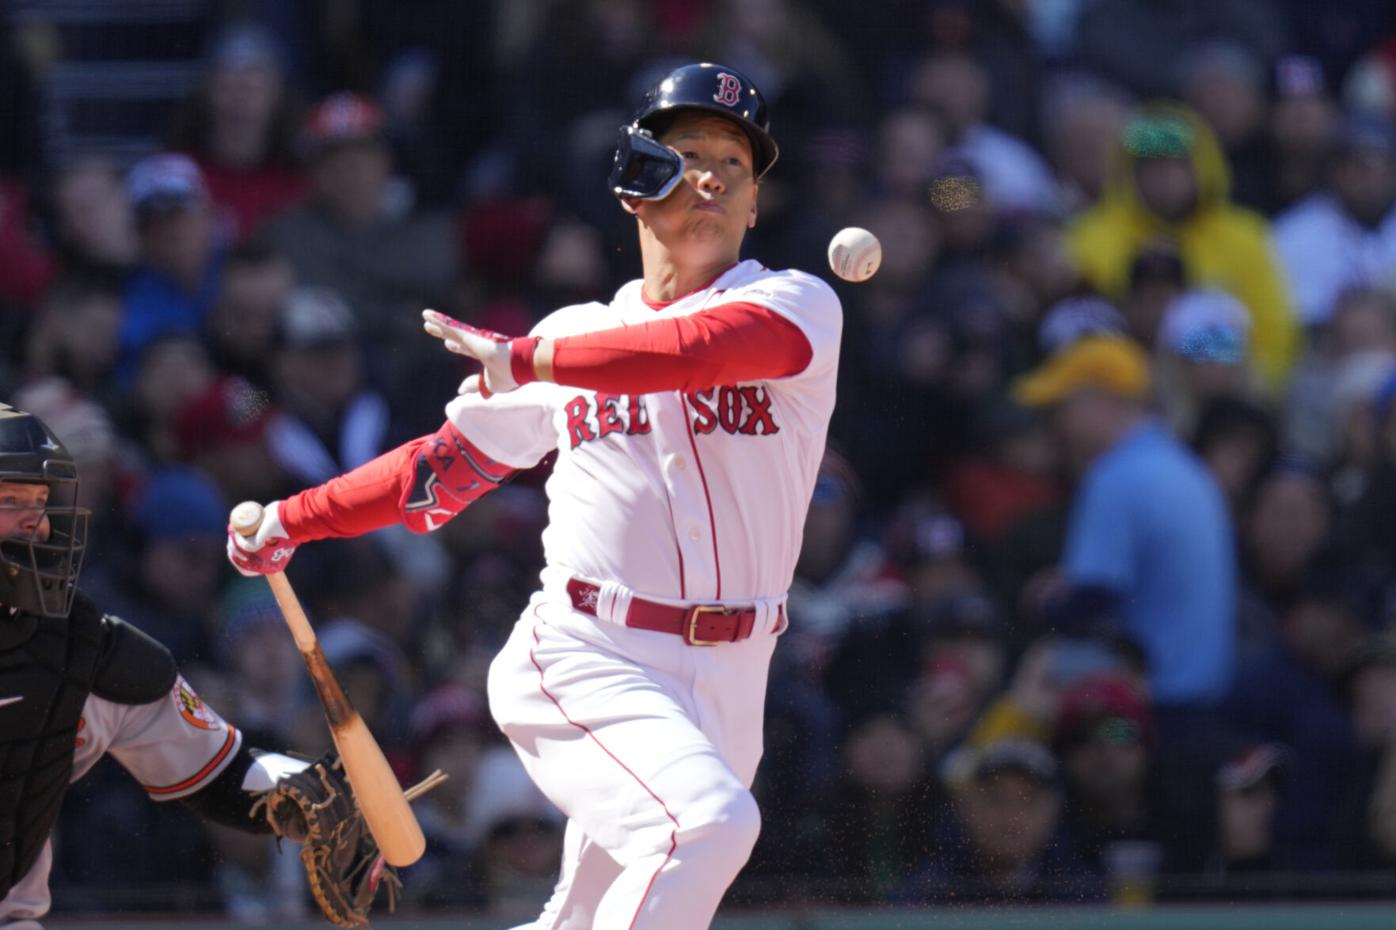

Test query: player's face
[629,114,758,258]
[0,481,51,543]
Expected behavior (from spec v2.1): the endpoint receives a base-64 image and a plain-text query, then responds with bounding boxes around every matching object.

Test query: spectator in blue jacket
[1014,335,1238,868]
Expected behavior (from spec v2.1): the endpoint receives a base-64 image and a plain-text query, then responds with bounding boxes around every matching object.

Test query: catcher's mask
[608,125,685,202]
[0,404,89,618]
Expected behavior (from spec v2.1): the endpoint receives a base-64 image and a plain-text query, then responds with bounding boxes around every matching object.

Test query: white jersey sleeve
[443,301,609,468]
[84,674,242,801]
[722,270,842,380]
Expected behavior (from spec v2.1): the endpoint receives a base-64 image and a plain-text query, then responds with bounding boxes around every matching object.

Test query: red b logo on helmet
[713,72,743,108]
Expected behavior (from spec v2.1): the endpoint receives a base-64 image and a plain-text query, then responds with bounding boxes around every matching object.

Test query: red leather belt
[566,578,760,646]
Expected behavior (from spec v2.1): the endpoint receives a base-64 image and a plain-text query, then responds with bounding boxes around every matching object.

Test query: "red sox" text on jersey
[564,386,780,449]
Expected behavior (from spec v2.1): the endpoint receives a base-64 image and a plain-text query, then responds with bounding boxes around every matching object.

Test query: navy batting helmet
[609,62,779,201]
[0,404,89,618]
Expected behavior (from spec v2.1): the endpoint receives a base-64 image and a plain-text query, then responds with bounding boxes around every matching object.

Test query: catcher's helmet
[609,62,779,201]
[0,404,89,618]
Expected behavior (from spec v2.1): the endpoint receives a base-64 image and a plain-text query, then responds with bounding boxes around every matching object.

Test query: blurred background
[2,0,1396,922]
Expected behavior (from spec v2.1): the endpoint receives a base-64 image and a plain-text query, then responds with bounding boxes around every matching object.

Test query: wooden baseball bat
[230,501,426,868]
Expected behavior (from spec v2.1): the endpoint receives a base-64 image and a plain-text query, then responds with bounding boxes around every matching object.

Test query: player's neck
[640,252,740,306]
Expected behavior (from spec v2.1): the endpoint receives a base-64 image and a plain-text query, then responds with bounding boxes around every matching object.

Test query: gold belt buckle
[684,605,728,646]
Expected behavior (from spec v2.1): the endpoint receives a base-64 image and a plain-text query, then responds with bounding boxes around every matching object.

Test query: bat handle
[229,500,316,653]
[230,500,265,537]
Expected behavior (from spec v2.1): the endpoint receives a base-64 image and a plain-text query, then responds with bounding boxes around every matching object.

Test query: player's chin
[683,215,743,246]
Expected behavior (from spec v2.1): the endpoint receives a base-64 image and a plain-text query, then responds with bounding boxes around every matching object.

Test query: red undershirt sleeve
[279,446,409,540]
[279,420,514,540]
[519,301,813,394]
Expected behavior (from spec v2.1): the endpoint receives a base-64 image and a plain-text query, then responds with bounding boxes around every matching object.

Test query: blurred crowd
[3,0,1396,919]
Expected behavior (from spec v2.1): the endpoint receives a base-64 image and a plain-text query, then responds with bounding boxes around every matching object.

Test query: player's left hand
[227,500,298,577]
[422,309,519,395]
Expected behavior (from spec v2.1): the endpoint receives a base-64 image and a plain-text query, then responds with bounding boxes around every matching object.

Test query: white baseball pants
[488,593,780,930]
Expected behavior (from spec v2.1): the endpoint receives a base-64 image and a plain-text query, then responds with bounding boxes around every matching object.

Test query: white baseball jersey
[447,259,842,612]
[469,259,841,930]
[0,676,240,925]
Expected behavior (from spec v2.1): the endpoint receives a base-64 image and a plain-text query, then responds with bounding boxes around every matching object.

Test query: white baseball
[827,227,882,283]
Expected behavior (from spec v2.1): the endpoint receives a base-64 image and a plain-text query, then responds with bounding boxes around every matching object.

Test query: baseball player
[229,62,842,929]
[0,404,392,930]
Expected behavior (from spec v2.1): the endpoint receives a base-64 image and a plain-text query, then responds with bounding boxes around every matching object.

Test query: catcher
[0,403,394,929]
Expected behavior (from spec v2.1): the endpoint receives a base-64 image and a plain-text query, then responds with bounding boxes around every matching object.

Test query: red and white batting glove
[421,309,539,396]
[226,500,299,577]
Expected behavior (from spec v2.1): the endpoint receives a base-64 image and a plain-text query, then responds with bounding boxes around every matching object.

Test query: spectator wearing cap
[1015,336,1236,707]
[1015,335,1237,868]
[80,466,228,665]
[1204,742,1294,878]
[904,737,1100,903]
[1273,112,1396,327]
[119,153,225,385]
[1068,104,1298,389]
[166,22,308,239]
[172,374,296,504]
[1154,288,1258,436]
[259,92,456,353]
[265,285,390,486]
[1053,674,1164,874]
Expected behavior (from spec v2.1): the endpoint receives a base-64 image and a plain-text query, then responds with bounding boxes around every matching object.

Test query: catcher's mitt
[252,753,400,928]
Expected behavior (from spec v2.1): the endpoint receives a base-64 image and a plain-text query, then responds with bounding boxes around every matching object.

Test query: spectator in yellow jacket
[1068,103,1298,389]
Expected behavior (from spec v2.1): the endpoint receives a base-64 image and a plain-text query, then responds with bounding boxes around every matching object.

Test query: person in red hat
[172,375,295,504]
[259,92,457,355]
[1054,673,1164,874]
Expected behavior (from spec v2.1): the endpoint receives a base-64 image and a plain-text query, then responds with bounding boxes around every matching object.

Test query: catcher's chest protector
[0,597,106,897]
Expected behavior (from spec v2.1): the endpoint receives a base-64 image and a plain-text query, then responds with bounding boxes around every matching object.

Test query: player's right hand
[421,309,521,394]
[227,500,299,576]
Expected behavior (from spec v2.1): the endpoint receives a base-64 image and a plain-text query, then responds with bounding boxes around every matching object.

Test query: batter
[230,62,842,929]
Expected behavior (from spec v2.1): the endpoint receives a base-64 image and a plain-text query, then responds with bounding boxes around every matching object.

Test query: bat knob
[230,500,265,536]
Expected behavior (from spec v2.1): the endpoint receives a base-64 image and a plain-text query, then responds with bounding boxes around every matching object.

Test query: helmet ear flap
[609,126,685,202]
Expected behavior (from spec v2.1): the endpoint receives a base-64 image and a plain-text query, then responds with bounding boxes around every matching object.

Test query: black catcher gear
[0,404,89,618]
